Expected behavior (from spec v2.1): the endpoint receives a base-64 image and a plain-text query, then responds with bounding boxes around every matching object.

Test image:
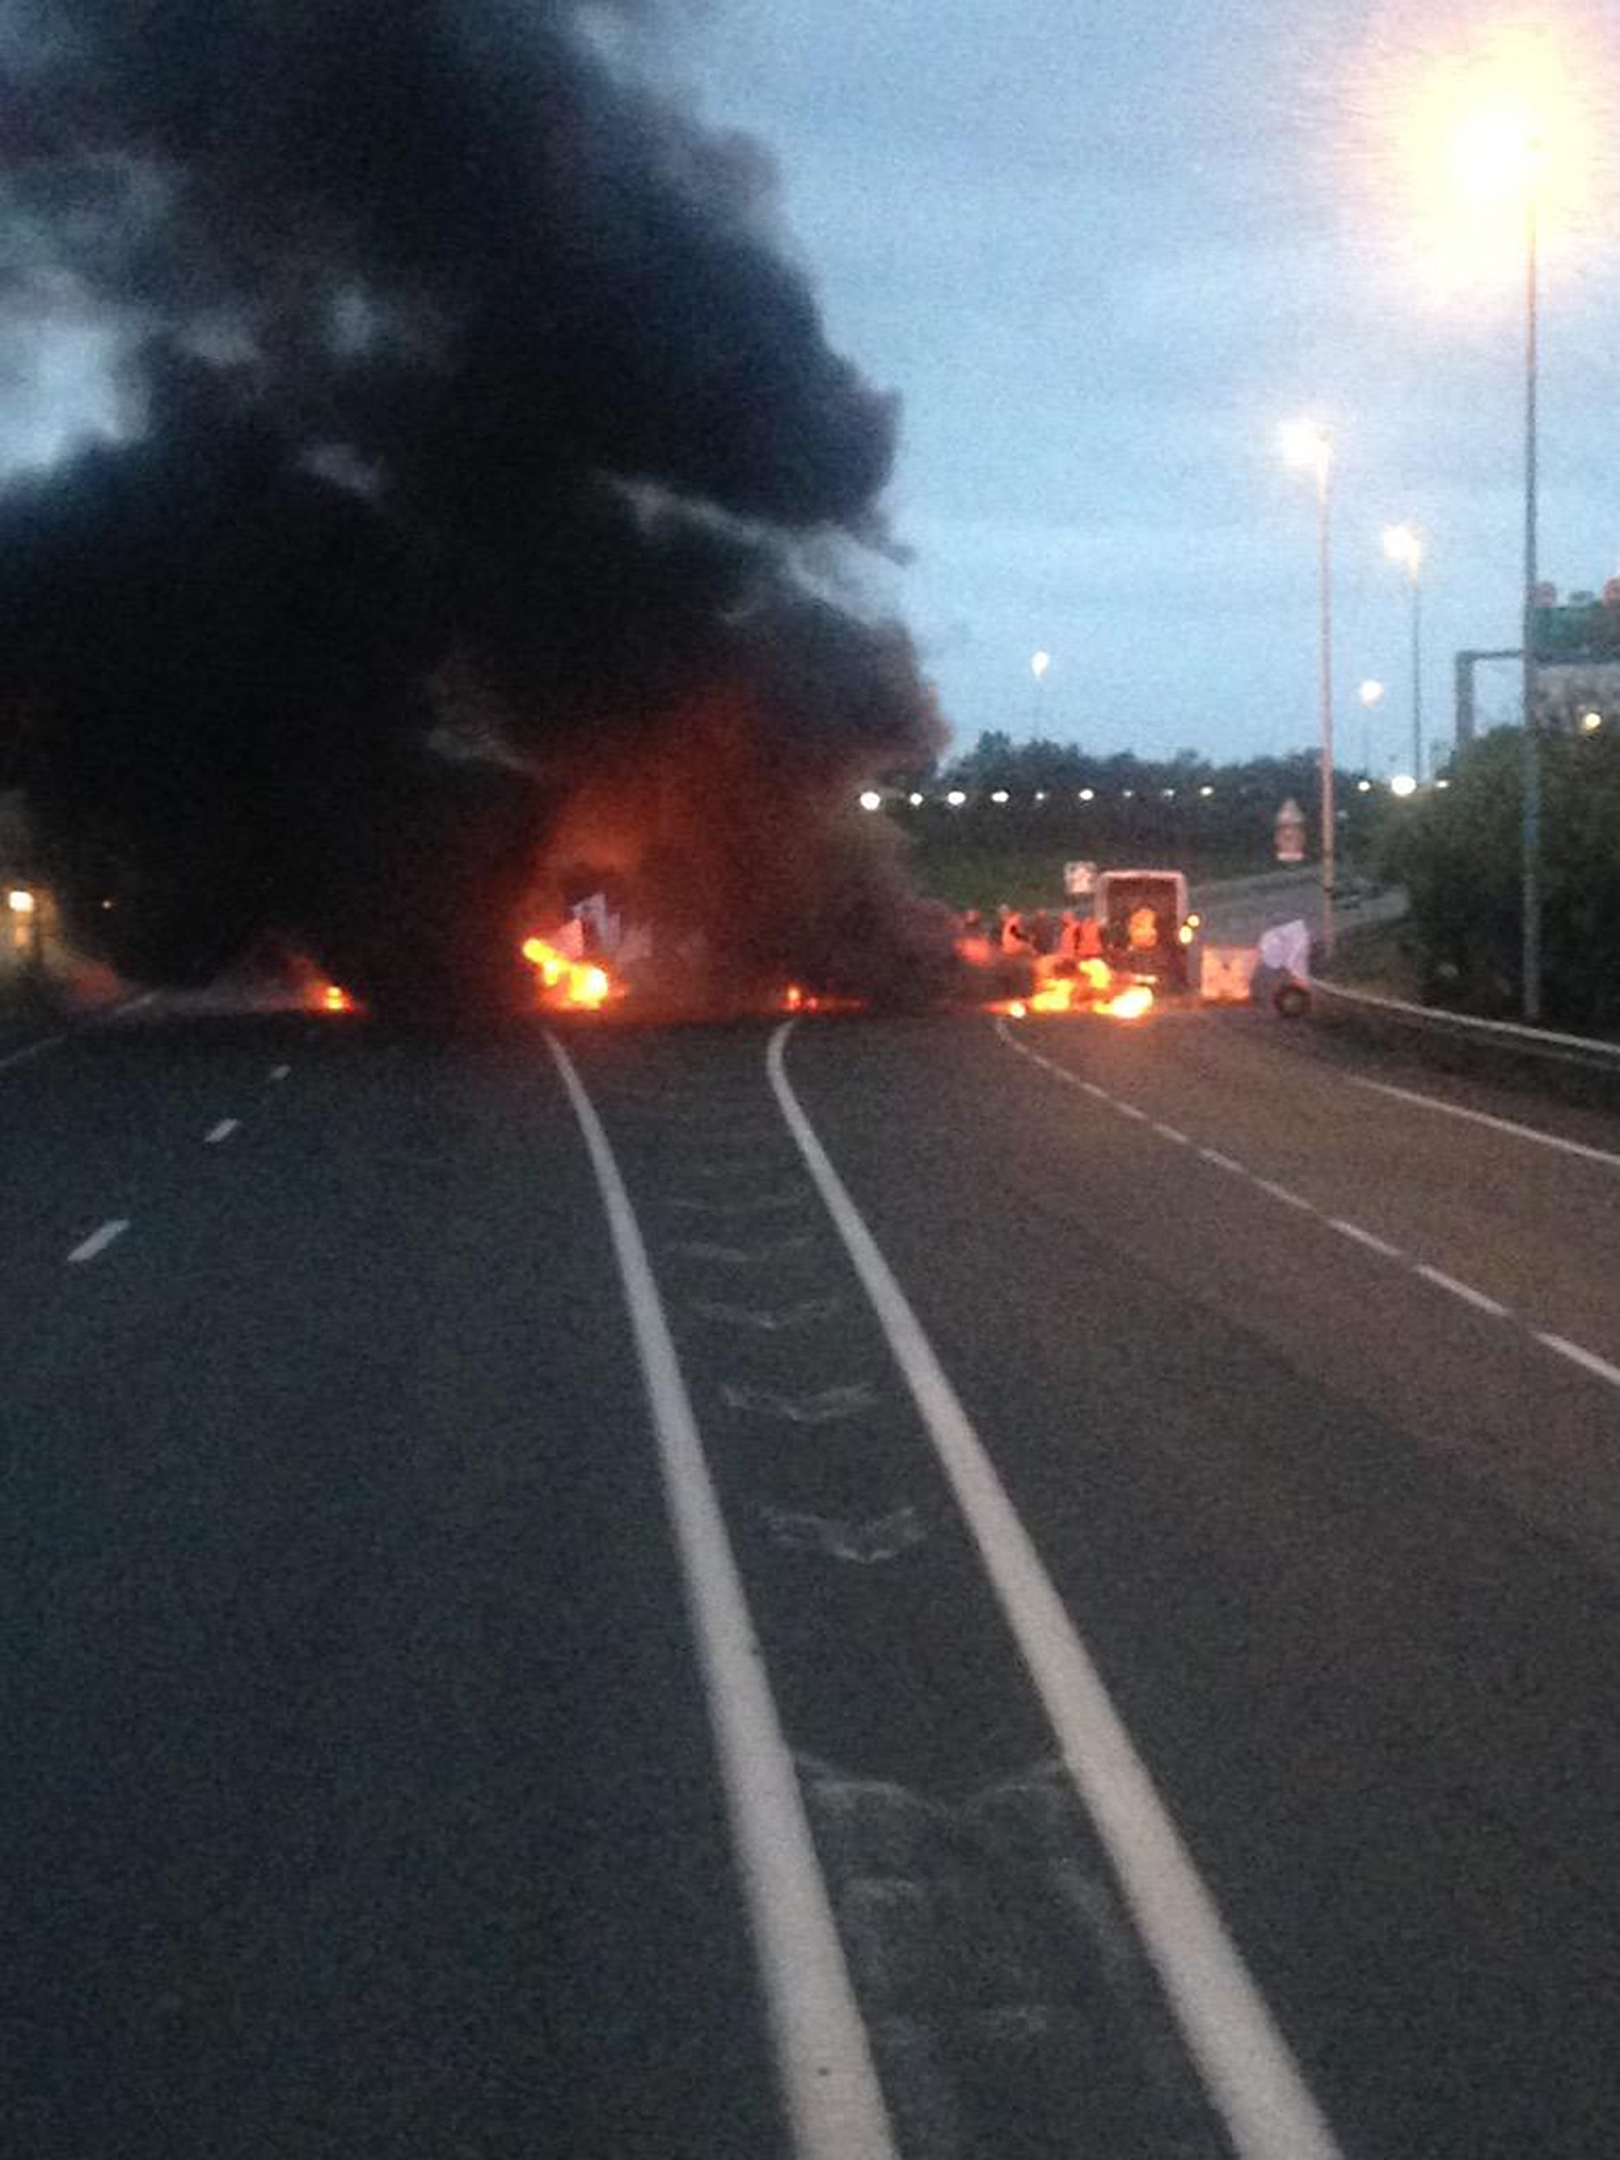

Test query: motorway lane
[781,1007,1620,2157]
[0,1017,783,2159]
[994,1003,1620,1568]
[9,1000,1620,2155]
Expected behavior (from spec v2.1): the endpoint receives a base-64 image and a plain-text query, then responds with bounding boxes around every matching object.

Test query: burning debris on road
[0,0,953,1019]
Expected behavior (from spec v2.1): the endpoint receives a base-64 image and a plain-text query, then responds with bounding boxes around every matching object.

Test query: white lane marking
[1154,1122,1191,1145]
[68,1218,129,1265]
[991,1009,1614,1385]
[268,1064,291,1082]
[1080,1078,1108,1100]
[545,1033,897,2160]
[0,1032,66,1075]
[205,1119,239,1145]
[1115,1101,1149,1122]
[1351,1074,1620,1172]
[768,1022,1344,2160]
[1326,1218,1403,1260]
[1537,1332,1620,1392]
[1198,1145,1245,1173]
[1413,1264,1512,1319]
[1252,1177,1316,1213]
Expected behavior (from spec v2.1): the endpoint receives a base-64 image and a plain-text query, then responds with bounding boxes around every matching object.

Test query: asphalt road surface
[4,990,1620,2157]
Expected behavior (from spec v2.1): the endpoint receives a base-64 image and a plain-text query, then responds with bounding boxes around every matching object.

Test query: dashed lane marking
[1153,1121,1191,1145]
[993,1014,1620,1400]
[1198,1145,1245,1173]
[1537,1332,1620,1392]
[1413,1265,1512,1320]
[1326,1217,1403,1260]
[1352,1074,1620,1172]
[268,1064,291,1082]
[771,1021,1345,2160]
[67,1219,129,1265]
[546,1032,898,2160]
[1252,1177,1316,1213]
[205,1119,239,1145]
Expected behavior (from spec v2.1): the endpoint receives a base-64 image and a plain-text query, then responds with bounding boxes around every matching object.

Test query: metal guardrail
[1308,976,1620,1075]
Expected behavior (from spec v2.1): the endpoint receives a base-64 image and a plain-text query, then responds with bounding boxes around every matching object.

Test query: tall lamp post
[1521,158,1544,1021]
[1281,419,1336,956]
[1382,525,1426,783]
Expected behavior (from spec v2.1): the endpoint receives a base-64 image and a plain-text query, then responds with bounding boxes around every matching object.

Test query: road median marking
[547,1032,898,2160]
[771,1020,1345,2160]
[205,1119,239,1145]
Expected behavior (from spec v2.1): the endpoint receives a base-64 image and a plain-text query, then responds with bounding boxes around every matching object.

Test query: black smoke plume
[0,0,949,1013]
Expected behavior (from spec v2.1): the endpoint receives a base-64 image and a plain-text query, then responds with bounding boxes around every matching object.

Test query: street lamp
[1280,417,1337,954]
[1521,140,1549,1021]
[1029,649,1051,737]
[1382,524,1426,784]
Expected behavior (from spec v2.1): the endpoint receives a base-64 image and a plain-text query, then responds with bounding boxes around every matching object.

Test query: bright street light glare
[1368,20,1610,299]
[908,790,925,805]
[1357,778,1374,792]
[1358,678,1386,706]
[1383,523,1424,577]
[857,789,883,811]
[1078,787,1094,802]
[1580,710,1604,733]
[1030,650,1051,680]
[7,888,35,914]
[990,789,1010,804]
[1390,773,1419,797]
[945,788,966,808]
[1279,417,1331,475]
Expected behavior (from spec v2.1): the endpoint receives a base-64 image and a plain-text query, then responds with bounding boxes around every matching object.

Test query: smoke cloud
[0,0,948,1013]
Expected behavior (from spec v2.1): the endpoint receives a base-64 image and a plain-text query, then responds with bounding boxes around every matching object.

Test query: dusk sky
[4,1,1617,773]
[681,0,1620,769]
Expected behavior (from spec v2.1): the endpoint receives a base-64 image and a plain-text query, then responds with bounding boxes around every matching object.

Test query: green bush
[1382,725,1620,1031]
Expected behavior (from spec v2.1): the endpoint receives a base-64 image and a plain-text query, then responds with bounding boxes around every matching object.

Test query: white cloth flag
[1257,918,1311,980]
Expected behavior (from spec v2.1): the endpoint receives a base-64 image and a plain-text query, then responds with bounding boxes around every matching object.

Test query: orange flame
[520,936,618,1011]
[993,958,1154,1022]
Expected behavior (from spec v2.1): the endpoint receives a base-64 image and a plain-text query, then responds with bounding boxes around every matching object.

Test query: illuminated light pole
[1029,649,1051,737]
[1382,525,1426,783]
[1281,418,1336,955]
[1521,150,1545,1020]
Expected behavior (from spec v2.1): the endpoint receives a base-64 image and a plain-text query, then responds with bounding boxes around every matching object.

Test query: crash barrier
[1307,977,1620,1112]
